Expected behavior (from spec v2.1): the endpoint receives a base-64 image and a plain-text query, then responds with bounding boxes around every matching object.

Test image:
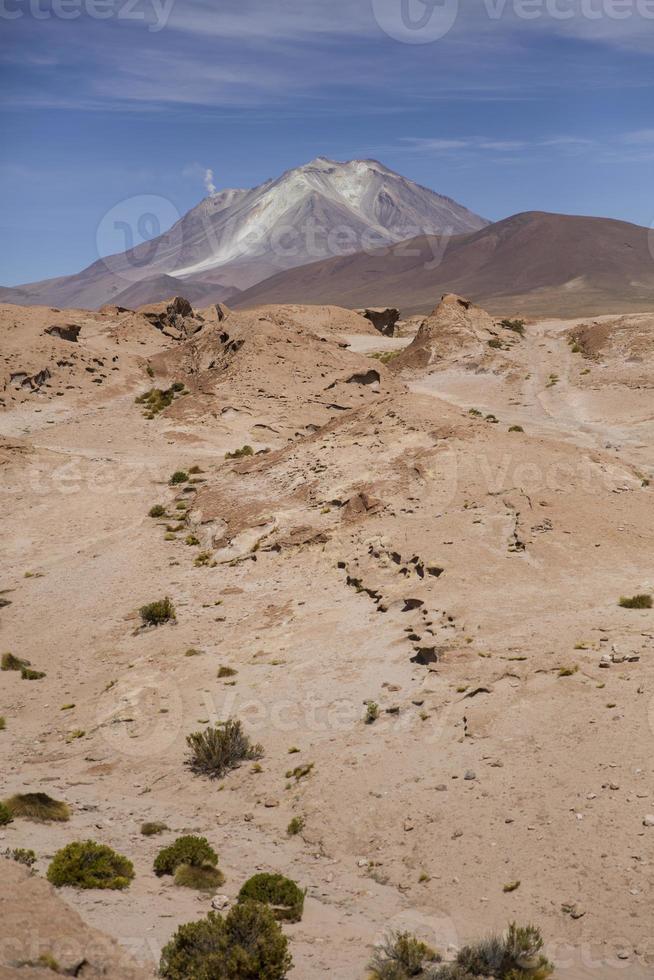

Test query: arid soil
[1,296,653,979]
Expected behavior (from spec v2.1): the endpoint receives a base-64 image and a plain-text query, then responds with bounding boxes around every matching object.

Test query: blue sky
[1,0,654,285]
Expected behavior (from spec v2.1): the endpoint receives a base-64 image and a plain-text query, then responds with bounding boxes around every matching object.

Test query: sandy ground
[1,299,653,979]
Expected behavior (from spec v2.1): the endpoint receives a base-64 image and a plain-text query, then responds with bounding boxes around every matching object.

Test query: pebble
[464,770,477,781]
[643,815,654,827]
[211,895,230,911]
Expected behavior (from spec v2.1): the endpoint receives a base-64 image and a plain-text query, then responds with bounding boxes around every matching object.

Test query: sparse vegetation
[225,445,254,460]
[285,762,314,782]
[188,465,204,474]
[139,596,176,626]
[370,350,401,364]
[557,665,578,678]
[21,666,46,680]
[238,872,305,922]
[174,863,225,891]
[154,835,219,877]
[501,318,526,336]
[141,821,168,836]
[619,594,652,609]
[0,803,13,825]
[135,386,185,418]
[185,534,200,546]
[2,652,27,672]
[170,470,189,485]
[488,337,504,350]
[287,816,305,836]
[509,425,524,433]
[369,931,441,979]
[369,923,552,980]
[365,701,380,724]
[5,847,37,867]
[468,408,482,417]
[159,904,292,980]
[4,792,70,822]
[47,840,134,890]
[149,504,166,518]
[186,719,263,779]
[0,717,5,730]
[218,666,237,678]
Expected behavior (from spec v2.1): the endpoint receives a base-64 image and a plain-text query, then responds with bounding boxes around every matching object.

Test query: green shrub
[159,903,292,980]
[218,666,237,678]
[21,667,46,680]
[619,594,652,609]
[238,872,305,923]
[149,504,166,518]
[185,534,200,546]
[139,596,176,626]
[140,821,168,836]
[6,847,37,867]
[154,835,218,877]
[501,318,526,336]
[186,719,263,779]
[135,387,181,417]
[170,470,189,485]
[369,931,441,978]
[0,716,5,730]
[488,338,504,350]
[47,841,134,890]
[0,803,13,825]
[444,922,552,980]
[365,702,380,725]
[2,652,28,672]
[174,864,225,891]
[4,792,70,822]
[287,816,305,837]
[225,445,254,460]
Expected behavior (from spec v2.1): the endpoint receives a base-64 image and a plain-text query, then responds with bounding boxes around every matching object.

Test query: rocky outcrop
[45,323,81,342]
[138,296,204,340]
[10,368,51,391]
[357,307,401,336]
[390,294,496,371]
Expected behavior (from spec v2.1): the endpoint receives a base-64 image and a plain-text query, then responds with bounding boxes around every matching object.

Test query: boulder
[45,323,81,342]
[356,308,401,337]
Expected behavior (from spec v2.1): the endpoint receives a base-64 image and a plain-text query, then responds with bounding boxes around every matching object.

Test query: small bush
[139,597,176,626]
[365,702,380,725]
[488,337,504,350]
[451,922,552,979]
[218,666,237,678]
[135,387,182,417]
[6,847,37,867]
[170,470,189,485]
[174,863,225,892]
[286,763,313,782]
[2,652,27,672]
[47,841,134,890]
[4,792,70,822]
[185,534,200,546]
[225,445,254,460]
[21,667,46,680]
[287,816,305,837]
[159,903,292,980]
[619,594,652,609]
[369,931,441,978]
[186,719,263,779]
[0,803,13,825]
[0,717,5,730]
[141,821,168,836]
[238,872,305,922]
[188,464,204,474]
[501,318,526,336]
[154,835,218,876]
[509,425,524,433]
[149,504,166,518]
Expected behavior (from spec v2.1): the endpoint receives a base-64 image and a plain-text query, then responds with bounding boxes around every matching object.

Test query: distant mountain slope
[233,211,654,317]
[0,158,487,310]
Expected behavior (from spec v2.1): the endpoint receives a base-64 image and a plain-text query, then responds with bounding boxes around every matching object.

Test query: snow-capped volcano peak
[167,157,488,285]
